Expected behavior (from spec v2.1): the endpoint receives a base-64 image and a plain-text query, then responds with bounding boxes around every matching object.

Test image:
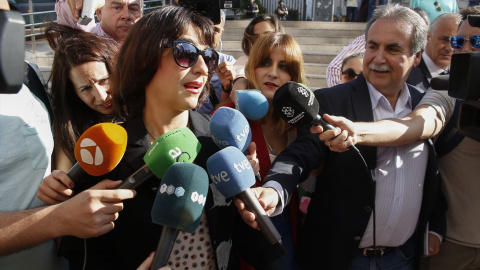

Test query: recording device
[178,0,240,24]
[117,127,202,189]
[68,123,127,184]
[206,146,287,256]
[150,163,209,269]
[210,107,252,152]
[234,90,269,120]
[0,9,24,94]
[273,81,361,153]
[273,81,335,130]
[210,107,262,181]
[429,15,480,142]
[78,0,96,25]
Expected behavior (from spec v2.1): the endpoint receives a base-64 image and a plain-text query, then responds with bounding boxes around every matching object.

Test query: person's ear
[96,7,103,21]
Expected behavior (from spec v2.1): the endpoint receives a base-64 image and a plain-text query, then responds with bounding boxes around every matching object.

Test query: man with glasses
[407,13,461,92]
[56,0,143,47]
[314,6,480,270]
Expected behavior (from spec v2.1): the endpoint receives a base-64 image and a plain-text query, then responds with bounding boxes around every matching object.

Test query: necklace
[262,125,277,155]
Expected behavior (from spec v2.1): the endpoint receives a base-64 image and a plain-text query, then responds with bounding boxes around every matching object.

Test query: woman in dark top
[59,6,285,270]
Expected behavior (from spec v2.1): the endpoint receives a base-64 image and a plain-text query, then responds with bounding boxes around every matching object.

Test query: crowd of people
[0,0,479,269]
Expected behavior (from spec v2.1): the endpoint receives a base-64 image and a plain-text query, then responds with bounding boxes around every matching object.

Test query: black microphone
[272,81,360,153]
[430,74,449,91]
[149,163,209,270]
[273,81,334,130]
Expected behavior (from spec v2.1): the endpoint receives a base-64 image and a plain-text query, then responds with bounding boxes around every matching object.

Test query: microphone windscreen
[151,163,209,233]
[430,74,449,90]
[206,146,255,198]
[74,123,127,176]
[210,107,252,152]
[234,90,269,120]
[143,127,201,179]
[273,81,319,127]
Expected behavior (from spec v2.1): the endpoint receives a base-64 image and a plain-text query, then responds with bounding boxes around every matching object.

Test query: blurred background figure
[244,0,259,19]
[410,0,458,24]
[276,0,289,21]
[345,0,359,22]
[339,52,363,84]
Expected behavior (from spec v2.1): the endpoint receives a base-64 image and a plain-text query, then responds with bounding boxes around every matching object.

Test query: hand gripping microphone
[117,127,201,189]
[210,107,252,152]
[273,81,334,130]
[273,81,360,153]
[206,146,287,255]
[69,123,127,184]
[234,90,269,120]
[149,163,209,270]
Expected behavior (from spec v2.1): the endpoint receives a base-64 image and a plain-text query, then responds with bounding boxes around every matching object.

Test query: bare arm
[355,104,444,146]
[312,104,445,151]
[0,180,135,256]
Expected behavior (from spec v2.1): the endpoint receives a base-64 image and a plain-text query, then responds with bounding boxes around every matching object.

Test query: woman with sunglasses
[57,6,286,270]
[339,52,364,84]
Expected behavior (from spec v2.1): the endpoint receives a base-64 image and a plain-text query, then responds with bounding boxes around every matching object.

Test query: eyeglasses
[165,40,219,74]
[341,68,361,81]
[449,35,480,50]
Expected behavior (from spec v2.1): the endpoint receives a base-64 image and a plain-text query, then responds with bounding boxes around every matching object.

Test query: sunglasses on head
[449,35,480,50]
[166,40,219,74]
[342,68,361,80]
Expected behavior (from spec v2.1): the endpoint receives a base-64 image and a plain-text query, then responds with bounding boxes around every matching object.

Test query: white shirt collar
[422,51,446,78]
[365,81,412,116]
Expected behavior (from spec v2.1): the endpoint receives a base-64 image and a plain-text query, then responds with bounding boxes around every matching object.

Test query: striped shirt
[359,81,429,248]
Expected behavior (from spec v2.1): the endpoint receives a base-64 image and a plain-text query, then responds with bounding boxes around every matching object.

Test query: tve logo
[235,124,249,142]
[210,159,252,184]
[78,138,104,166]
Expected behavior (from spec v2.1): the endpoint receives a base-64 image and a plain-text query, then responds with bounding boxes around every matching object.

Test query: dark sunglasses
[341,68,361,80]
[449,35,480,50]
[165,40,219,74]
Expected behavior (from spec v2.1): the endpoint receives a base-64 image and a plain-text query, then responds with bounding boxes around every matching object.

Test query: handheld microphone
[273,81,360,153]
[210,107,261,182]
[206,146,287,256]
[430,74,449,91]
[117,127,201,189]
[69,123,127,184]
[210,107,252,153]
[234,90,269,120]
[150,163,209,270]
[273,81,334,130]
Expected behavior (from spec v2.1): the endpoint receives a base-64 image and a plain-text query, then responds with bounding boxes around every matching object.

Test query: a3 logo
[78,138,104,166]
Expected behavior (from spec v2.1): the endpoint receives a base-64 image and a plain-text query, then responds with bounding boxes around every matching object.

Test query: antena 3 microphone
[118,127,202,189]
[69,123,127,184]
[273,81,334,130]
[149,163,209,269]
[206,146,287,255]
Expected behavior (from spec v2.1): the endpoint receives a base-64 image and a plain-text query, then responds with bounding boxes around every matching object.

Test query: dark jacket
[59,110,285,270]
[265,74,447,270]
[407,58,432,92]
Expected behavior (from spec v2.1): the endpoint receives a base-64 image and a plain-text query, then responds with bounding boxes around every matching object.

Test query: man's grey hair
[365,4,428,55]
[429,13,461,34]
